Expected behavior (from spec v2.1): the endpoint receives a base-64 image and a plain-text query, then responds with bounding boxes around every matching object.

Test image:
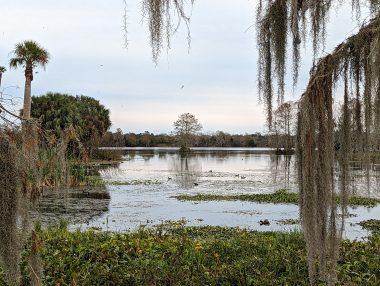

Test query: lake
[37,148,380,240]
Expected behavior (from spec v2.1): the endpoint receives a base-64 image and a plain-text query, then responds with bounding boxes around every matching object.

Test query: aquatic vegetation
[277,219,300,225]
[69,190,110,200]
[359,219,380,234]
[174,189,380,207]
[0,223,378,285]
[107,179,162,186]
[82,175,105,187]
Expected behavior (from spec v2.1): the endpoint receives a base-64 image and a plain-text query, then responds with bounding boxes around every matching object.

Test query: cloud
[0,0,369,133]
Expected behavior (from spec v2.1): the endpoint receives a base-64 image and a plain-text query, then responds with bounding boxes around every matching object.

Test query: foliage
[0,122,89,284]
[174,189,380,207]
[9,41,49,71]
[0,223,378,285]
[102,130,269,148]
[296,14,380,283]
[173,113,202,149]
[359,219,380,234]
[141,0,193,63]
[9,40,50,119]
[31,93,111,155]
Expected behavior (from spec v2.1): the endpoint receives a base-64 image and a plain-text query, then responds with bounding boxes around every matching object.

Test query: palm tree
[10,40,49,119]
[0,66,6,88]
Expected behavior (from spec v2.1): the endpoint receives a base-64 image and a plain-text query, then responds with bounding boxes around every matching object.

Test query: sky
[0,0,370,134]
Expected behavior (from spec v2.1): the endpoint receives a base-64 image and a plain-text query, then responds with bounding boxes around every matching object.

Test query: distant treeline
[100,129,273,148]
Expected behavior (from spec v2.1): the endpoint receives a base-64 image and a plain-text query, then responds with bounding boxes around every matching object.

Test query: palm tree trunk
[0,73,3,88]
[23,75,32,120]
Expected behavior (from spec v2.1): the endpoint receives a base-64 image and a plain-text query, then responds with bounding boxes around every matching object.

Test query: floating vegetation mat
[174,190,380,207]
[0,223,378,285]
[106,179,162,186]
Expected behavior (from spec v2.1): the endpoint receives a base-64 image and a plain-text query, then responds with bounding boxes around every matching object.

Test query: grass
[174,189,380,207]
[3,222,377,285]
[82,175,105,187]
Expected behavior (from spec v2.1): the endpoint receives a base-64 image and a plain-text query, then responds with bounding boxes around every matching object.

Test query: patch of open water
[38,148,380,240]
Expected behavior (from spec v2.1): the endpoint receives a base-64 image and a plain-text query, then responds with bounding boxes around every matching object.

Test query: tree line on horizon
[100,129,289,149]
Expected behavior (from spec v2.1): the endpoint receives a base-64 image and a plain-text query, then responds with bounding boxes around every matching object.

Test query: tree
[125,1,380,284]
[141,131,152,147]
[9,40,49,120]
[272,101,296,153]
[125,133,138,147]
[31,93,111,153]
[0,66,6,88]
[173,113,202,150]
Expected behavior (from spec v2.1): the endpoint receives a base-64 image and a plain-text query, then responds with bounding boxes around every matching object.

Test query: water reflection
[35,148,380,240]
[169,156,202,189]
[269,155,294,189]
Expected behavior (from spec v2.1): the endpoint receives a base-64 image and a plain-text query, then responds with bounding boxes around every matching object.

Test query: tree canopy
[31,93,111,150]
[173,113,202,148]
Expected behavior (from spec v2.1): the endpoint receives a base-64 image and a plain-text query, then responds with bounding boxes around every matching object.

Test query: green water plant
[0,223,377,285]
[174,189,380,207]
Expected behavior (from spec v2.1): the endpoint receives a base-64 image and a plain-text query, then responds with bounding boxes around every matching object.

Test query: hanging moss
[0,135,21,284]
[257,1,380,128]
[297,15,380,285]
[0,122,84,285]
[141,0,193,64]
[257,0,289,127]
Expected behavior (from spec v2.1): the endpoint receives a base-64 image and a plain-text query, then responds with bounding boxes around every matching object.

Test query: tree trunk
[23,74,32,120]
[0,72,3,88]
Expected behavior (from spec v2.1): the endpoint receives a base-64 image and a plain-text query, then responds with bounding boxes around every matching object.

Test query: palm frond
[10,40,50,70]
[9,58,24,69]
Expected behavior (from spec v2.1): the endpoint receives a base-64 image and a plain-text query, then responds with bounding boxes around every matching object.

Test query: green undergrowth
[0,222,377,285]
[82,175,105,187]
[175,189,380,207]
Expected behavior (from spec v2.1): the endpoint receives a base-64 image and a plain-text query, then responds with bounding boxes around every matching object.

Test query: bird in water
[259,219,270,226]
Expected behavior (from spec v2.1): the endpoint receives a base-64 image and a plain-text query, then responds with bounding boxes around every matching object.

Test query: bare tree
[272,101,297,153]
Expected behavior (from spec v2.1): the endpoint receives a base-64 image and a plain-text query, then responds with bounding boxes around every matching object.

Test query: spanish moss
[297,15,380,284]
[142,0,193,64]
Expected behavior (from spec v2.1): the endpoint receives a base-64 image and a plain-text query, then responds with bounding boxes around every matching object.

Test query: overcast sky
[0,1,370,134]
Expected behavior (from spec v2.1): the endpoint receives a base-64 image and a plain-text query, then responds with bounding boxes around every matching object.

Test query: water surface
[39,148,380,240]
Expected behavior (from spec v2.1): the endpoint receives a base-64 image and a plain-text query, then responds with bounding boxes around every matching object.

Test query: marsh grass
[174,189,380,207]
[0,222,377,285]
